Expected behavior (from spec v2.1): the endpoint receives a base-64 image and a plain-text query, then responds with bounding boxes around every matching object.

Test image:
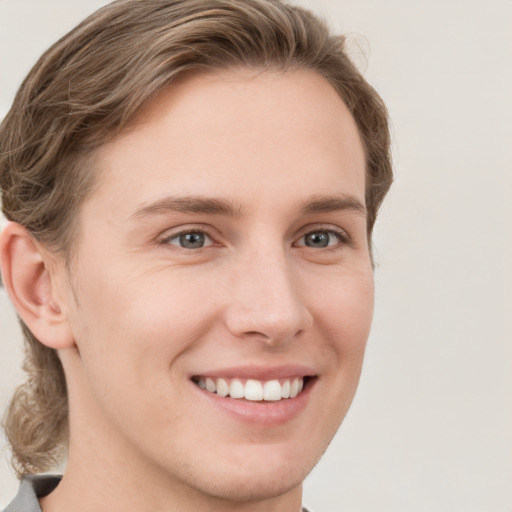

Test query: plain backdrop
[1,1,511,510]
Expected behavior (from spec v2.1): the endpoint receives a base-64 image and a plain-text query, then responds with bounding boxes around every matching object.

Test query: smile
[192,376,305,401]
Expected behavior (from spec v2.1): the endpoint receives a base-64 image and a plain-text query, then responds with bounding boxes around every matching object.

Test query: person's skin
[1,69,373,512]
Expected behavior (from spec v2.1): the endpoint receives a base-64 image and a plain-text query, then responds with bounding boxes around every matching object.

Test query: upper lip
[190,364,317,381]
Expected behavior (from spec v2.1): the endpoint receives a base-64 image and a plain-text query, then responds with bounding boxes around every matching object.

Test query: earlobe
[0,221,74,349]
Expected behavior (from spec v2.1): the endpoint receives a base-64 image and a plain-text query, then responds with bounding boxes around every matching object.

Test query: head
[0,0,391,497]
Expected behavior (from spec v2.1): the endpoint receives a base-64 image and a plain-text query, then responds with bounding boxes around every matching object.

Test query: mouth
[190,368,317,424]
[191,376,313,402]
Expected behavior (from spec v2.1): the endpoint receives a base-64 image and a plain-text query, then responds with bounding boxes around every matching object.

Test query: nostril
[245,330,271,339]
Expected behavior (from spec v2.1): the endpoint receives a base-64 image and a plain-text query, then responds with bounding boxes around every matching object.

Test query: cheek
[70,264,219,373]
[313,265,374,349]
[297,267,374,458]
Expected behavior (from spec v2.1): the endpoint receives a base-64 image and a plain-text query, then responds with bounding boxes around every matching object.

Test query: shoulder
[3,475,61,512]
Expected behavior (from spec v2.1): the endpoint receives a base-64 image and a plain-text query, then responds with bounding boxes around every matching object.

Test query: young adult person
[0,1,392,511]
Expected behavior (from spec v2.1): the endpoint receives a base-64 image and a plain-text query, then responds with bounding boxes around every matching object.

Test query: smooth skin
[1,69,373,512]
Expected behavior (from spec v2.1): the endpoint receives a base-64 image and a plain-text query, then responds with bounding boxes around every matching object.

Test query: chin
[179,443,324,504]
[195,464,307,503]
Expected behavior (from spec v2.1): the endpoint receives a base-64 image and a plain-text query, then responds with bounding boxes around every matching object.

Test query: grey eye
[168,231,212,249]
[299,231,340,248]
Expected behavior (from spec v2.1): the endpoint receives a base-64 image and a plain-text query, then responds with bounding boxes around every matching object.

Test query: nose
[223,247,313,345]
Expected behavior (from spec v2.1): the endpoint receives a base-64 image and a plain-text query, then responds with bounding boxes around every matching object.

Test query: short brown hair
[0,0,392,476]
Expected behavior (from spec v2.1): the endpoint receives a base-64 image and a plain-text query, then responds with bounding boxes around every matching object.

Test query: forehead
[83,69,366,220]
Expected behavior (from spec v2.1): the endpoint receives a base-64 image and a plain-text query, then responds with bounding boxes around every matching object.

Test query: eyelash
[294,227,350,250]
[160,227,215,249]
[159,225,351,251]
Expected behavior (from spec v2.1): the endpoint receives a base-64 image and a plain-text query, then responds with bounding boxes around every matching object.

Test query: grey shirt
[3,475,312,512]
[3,475,61,512]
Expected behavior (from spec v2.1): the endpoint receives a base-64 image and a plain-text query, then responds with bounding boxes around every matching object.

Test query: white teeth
[205,377,216,393]
[216,378,229,397]
[245,379,263,401]
[196,376,306,401]
[281,379,291,398]
[263,380,282,401]
[289,378,300,398]
[229,379,245,399]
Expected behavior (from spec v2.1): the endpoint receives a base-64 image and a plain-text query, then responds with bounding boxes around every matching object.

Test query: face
[59,70,373,504]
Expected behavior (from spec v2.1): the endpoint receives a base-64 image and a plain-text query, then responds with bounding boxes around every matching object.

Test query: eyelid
[293,224,351,248]
[158,224,219,246]
[156,222,351,249]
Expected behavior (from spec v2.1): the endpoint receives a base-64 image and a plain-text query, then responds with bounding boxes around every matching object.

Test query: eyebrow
[130,195,245,220]
[130,193,366,220]
[300,194,366,216]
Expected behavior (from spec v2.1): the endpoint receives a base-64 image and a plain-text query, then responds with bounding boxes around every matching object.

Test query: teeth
[281,379,290,398]
[196,376,305,401]
[290,377,300,398]
[217,378,229,397]
[263,380,282,401]
[229,379,245,399]
[205,377,216,393]
[245,379,263,401]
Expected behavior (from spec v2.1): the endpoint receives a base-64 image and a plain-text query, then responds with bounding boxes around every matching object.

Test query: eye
[165,230,213,249]
[296,229,344,249]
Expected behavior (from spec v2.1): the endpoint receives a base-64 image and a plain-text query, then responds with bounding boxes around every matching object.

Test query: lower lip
[192,379,315,426]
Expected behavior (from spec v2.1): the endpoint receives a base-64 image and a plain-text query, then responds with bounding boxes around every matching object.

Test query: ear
[0,221,74,349]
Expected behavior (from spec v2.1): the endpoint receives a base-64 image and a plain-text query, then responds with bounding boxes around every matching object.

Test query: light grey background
[1,1,511,510]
